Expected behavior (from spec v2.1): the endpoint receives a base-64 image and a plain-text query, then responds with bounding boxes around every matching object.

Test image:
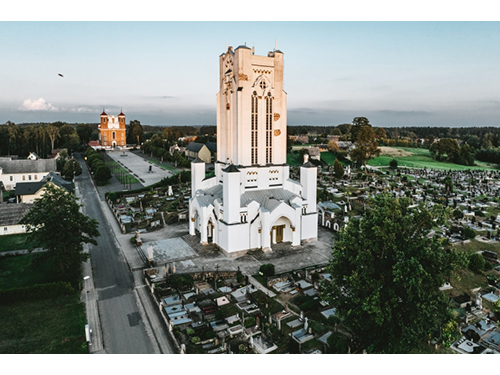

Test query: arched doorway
[270,216,293,246]
[207,220,214,243]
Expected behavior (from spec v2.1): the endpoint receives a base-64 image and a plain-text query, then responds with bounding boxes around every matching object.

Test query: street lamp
[83,276,92,347]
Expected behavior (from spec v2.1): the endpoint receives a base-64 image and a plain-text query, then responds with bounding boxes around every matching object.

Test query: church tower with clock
[189,45,318,257]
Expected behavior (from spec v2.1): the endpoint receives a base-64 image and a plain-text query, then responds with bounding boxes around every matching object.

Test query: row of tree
[0,121,97,157]
[429,138,475,166]
[85,148,112,185]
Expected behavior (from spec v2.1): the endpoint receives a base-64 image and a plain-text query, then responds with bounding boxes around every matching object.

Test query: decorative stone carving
[274,113,280,121]
[274,129,281,137]
[239,74,248,81]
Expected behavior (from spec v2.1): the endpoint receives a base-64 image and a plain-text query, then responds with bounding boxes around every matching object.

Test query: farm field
[0,253,86,353]
[369,147,496,171]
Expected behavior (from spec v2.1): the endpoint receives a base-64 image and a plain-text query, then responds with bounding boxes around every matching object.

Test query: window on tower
[251,91,258,165]
[266,92,273,164]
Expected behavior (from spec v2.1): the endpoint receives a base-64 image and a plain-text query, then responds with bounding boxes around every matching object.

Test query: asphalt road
[75,153,155,354]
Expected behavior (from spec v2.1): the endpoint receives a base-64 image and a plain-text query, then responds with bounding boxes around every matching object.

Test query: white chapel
[189,45,318,257]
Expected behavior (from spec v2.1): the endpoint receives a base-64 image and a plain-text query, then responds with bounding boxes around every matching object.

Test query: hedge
[0,281,75,304]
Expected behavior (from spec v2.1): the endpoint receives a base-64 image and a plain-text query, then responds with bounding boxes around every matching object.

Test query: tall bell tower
[216,45,287,168]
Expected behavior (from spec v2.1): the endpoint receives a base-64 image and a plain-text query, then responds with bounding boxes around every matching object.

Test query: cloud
[21,98,57,111]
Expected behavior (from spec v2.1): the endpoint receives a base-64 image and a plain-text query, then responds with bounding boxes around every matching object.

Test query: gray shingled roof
[15,171,73,196]
[193,185,299,213]
[240,188,298,210]
[206,142,217,153]
[0,203,32,225]
[185,142,205,153]
[0,159,56,174]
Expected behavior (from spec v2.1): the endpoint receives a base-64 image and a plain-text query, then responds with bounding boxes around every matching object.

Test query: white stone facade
[189,45,317,257]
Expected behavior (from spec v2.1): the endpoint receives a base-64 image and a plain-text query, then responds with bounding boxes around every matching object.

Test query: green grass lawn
[369,154,496,171]
[0,253,87,353]
[0,294,87,353]
[0,233,38,253]
[287,153,300,166]
[106,160,140,184]
[148,158,175,170]
[0,254,64,290]
[320,152,338,166]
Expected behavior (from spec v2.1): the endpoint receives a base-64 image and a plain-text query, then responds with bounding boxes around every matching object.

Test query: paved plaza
[135,222,334,275]
[106,150,177,186]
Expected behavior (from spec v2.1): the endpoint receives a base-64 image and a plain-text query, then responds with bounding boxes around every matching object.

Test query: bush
[468,253,485,273]
[191,336,200,344]
[244,316,256,328]
[463,227,476,239]
[327,334,349,354]
[259,263,275,277]
[389,159,398,169]
[108,192,117,202]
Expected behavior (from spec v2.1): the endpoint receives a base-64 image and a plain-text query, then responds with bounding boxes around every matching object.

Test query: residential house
[0,203,32,236]
[185,142,211,164]
[15,171,73,204]
[206,142,217,163]
[0,157,57,191]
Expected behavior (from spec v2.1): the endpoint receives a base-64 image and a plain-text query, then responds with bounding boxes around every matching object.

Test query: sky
[2,3,500,128]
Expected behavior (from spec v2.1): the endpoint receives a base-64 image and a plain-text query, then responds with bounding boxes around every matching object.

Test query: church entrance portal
[274,225,284,243]
[207,221,214,243]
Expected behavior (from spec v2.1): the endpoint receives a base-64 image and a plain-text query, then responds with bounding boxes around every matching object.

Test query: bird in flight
[58,73,64,77]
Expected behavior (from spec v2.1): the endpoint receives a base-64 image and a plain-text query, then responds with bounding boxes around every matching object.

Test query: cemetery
[140,262,355,354]
[105,182,191,234]
[107,150,500,353]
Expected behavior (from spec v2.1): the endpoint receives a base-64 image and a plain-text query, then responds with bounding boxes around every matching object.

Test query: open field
[369,147,496,171]
[0,253,86,353]
[0,295,87,353]
[0,254,63,289]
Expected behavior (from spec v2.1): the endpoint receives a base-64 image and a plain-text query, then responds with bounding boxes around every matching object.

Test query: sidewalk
[76,179,106,354]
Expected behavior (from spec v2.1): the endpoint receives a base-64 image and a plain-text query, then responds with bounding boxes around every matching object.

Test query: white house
[188,45,318,257]
[0,157,57,191]
[0,203,31,236]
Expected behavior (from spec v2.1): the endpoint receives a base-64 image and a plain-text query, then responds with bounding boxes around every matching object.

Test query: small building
[185,142,211,164]
[206,142,217,162]
[0,157,57,191]
[27,152,40,161]
[15,171,73,204]
[307,147,321,161]
[0,203,32,236]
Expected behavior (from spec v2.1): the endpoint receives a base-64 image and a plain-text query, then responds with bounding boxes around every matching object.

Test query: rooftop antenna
[275,39,277,51]
[225,42,227,51]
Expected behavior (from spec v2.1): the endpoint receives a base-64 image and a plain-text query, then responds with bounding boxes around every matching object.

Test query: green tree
[322,194,462,353]
[128,120,144,145]
[350,121,380,174]
[389,159,398,169]
[76,124,93,146]
[21,184,99,282]
[326,333,349,354]
[334,158,344,178]
[62,158,83,180]
[468,253,485,273]
[94,164,112,185]
[259,263,275,277]
[45,125,60,151]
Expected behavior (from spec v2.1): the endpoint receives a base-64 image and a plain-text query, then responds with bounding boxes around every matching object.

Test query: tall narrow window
[266,92,273,164]
[251,91,258,165]
[112,131,116,140]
